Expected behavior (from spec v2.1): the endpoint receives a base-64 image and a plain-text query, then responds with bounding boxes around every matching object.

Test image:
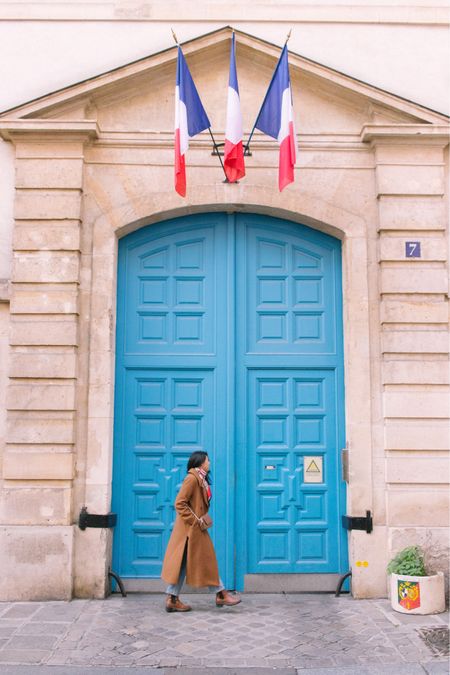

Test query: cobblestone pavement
[0,593,448,674]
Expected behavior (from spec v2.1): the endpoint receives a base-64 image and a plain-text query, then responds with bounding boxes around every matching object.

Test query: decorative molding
[361,124,450,144]
[0,279,11,303]
[0,3,448,25]
[0,120,99,142]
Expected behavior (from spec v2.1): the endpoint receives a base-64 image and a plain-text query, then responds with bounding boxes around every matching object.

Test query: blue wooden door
[235,214,347,583]
[112,214,232,584]
[112,212,347,588]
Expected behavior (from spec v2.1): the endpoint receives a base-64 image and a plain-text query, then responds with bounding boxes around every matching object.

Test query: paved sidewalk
[0,593,448,674]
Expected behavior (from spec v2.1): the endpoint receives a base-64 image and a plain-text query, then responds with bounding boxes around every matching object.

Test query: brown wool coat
[161,469,220,588]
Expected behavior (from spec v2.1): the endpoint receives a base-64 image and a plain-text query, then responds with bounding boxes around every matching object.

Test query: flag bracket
[211,142,224,157]
[211,142,252,158]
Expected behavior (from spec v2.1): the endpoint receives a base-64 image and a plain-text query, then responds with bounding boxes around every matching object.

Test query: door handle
[281,467,290,510]
[281,466,304,510]
[288,473,296,502]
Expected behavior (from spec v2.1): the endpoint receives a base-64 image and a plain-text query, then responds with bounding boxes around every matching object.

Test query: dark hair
[187,451,211,484]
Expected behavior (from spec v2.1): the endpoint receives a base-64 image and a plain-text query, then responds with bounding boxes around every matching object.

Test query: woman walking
[161,451,241,612]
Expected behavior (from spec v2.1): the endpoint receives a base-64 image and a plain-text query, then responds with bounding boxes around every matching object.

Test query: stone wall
[348,127,450,598]
[372,131,450,594]
[0,131,92,600]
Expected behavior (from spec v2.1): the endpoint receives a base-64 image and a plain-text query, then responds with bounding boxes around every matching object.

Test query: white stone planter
[390,572,446,615]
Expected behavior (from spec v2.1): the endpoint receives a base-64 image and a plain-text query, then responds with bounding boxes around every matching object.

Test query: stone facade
[0,26,448,601]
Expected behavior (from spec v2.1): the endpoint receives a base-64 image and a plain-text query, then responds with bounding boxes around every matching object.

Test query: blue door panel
[246,369,340,573]
[112,214,230,582]
[235,213,347,585]
[113,368,215,577]
[241,215,339,355]
[123,225,218,356]
[113,212,347,587]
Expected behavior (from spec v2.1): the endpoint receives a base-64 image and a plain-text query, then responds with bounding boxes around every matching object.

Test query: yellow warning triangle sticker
[306,459,320,473]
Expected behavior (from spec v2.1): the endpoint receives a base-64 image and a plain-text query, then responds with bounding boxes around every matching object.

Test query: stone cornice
[0,280,11,303]
[0,3,448,25]
[361,124,450,144]
[0,120,99,142]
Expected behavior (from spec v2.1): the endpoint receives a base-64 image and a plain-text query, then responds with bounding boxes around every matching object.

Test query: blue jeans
[165,546,225,596]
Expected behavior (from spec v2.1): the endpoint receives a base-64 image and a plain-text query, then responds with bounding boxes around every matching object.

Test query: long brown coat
[161,469,220,587]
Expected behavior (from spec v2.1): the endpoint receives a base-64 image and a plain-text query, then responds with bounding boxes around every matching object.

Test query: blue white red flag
[224,33,245,183]
[174,46,210,197]
[255,44,297,191]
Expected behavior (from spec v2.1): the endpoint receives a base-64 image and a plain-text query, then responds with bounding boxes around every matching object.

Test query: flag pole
[206,30,232,181]
[208,128,228,180]
[243,29,292,156]
[172,28,228,181]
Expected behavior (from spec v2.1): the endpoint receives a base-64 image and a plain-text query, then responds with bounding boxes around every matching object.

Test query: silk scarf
[196,467,212,503]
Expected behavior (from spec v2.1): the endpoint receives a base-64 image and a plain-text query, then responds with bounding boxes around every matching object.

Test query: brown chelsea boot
[165,594,192,612]
[216,590,242,607]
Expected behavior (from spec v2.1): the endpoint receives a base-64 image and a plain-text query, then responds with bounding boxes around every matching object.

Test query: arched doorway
[112,212,348,591]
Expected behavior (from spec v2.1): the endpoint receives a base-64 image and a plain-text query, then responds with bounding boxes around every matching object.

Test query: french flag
[174,46,210,197]
[255,44,298,191]
[224,33,245,183]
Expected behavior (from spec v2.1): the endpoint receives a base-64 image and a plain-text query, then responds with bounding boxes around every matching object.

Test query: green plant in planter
[387,545,426,576]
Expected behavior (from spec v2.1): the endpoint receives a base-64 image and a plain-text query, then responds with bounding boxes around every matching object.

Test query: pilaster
[0,122,97,599]
[363,125,450,574]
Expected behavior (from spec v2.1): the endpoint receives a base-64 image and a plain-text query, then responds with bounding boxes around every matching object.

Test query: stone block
[378,196,446,230]
[381,300,448,324]
[87,383,113,418]
[0,485,71,525]
[15,190,81,220]
[373,486,387,525]
[387,490,449,526]
[0,283,10,306]
[7,382,76,411]
[384,390,449,418]
[73,527,110,599]
[386,456,450,483]
[16,159,83,189]
[381,267,448,294]
[7,415,75,444]
[350,527,388,599]
[3,452,74,480]
[83,483,111,514]
[375,144,445,165]
[382,331,449,354]
[10,286,78,314]
[380,237,447,262]
[87,350,114,387]
[9,350,77,379]
[376,165,444,196]
[4,442,73,454]
[10,318,78,346]
[0,526,73,600]
[12,252,80,283]
[85,416,114,487]
[88,290,115,354]
[385,421,450,450]
[13,222,81,251]
[15,141,84,159]
[382,360,449,385]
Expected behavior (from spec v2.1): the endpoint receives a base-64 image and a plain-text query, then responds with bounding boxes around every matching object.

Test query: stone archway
[74,189,373,597]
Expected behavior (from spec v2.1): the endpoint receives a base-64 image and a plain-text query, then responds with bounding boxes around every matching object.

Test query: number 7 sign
[405,242,421,258]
